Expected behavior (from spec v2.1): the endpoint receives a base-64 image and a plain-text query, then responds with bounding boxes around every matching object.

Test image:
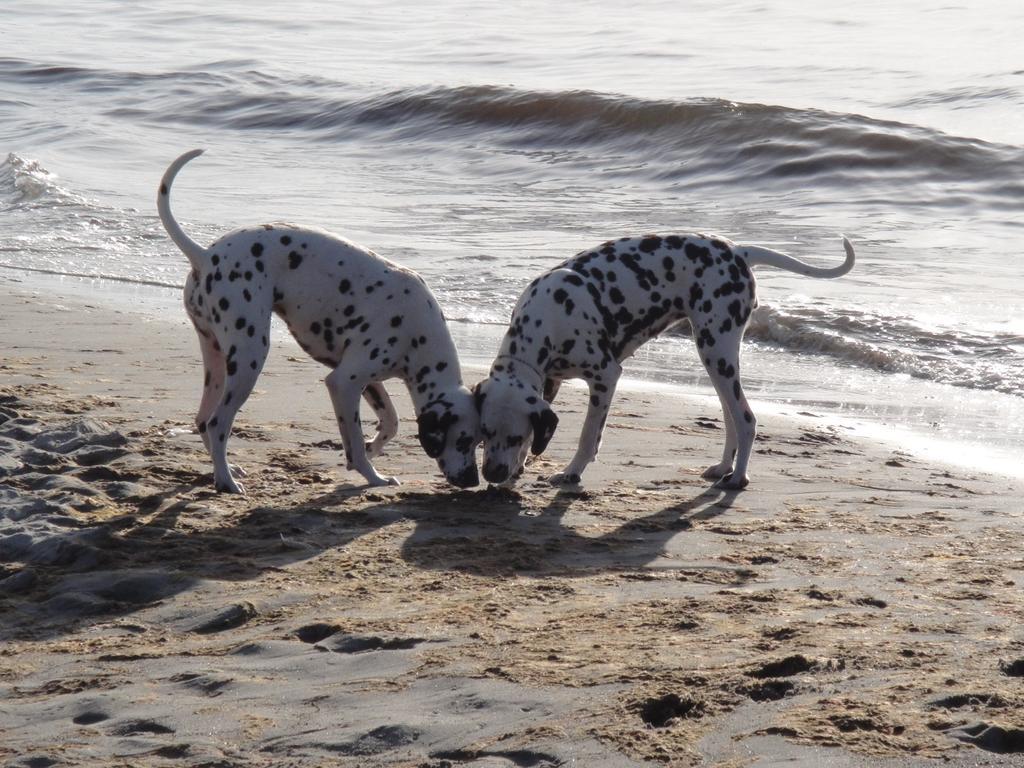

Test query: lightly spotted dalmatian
[475,233,855,490]
[157,149,480,493]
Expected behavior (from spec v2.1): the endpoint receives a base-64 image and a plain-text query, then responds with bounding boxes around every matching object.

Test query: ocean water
[2,0,1023,473]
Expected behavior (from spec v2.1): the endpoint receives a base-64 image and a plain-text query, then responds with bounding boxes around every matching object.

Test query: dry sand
[2,273,1024,767]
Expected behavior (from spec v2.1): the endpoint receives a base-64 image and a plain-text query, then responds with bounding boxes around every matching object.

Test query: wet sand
[2,274,1023,767]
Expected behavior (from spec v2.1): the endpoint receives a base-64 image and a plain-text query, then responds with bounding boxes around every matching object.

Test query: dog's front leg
[324,368,399,487]
[548,363,621,486]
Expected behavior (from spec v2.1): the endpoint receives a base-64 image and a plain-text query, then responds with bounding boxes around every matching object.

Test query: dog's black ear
[529,407,559,455]
[417,410,447,458]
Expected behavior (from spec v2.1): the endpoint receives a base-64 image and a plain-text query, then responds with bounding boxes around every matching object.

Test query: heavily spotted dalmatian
[476,233,855,489]
[158,149,479,493]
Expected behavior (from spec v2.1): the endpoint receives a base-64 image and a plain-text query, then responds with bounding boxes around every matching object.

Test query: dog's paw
[229,464,247,478]
[215,477,245,494]
[701,463,733,480]
[366,474,400,487]
[715,472,749,490]
[548,471,582,486]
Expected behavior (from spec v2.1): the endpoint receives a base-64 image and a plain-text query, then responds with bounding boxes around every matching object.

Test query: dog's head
[473,373,558,486]
[416,387,480,488]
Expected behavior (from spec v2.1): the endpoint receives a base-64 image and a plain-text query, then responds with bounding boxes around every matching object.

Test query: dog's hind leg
[201,322,271,494]
[698,329,755,489]
[362,383,398,459]
[192,322,224,457]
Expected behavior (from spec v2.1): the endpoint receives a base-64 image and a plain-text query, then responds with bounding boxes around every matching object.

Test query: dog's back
[189,224,435,373]
[511,234,757,366]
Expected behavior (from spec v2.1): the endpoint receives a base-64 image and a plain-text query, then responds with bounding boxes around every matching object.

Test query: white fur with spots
[158,150,479,493]
[476,233,854,489]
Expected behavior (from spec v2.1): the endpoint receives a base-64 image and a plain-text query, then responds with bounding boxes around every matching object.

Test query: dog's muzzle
[449,464,480,489]
[482,461,510,485]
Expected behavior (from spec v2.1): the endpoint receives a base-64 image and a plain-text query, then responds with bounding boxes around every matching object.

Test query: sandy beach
[2,272,1023,768]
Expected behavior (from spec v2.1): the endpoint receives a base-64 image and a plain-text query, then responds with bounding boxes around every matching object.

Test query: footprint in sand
[947,722,1024,754]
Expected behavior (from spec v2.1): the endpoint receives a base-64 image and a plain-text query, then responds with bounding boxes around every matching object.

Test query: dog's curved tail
[739,236,855,278]
[157,149,207,272]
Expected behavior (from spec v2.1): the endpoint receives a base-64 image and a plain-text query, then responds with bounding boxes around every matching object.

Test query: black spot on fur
[697,328,716,349]
[685,242,714,267]
[289,251,303,269]
[639,235,662,253]
[251,243,263,257]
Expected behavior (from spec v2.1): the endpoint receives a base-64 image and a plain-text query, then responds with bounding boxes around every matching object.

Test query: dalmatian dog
[476,233,855,490]
[157,149,479,493]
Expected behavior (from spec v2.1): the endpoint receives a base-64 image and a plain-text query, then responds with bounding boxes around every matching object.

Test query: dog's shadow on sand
[225,479,741,578]
[5,479,740,640]
[393,483,741,576]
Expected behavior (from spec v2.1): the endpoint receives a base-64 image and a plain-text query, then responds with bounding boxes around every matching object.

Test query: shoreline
[3,268,1024,766]
[3,268,1021,483]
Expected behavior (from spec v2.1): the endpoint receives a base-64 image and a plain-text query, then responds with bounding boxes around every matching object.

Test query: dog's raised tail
[739,236,855,279]
[157,149,207,272]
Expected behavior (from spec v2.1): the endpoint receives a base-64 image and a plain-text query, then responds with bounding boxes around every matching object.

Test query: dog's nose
[482,461,509,484]
[450,464,480,489]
